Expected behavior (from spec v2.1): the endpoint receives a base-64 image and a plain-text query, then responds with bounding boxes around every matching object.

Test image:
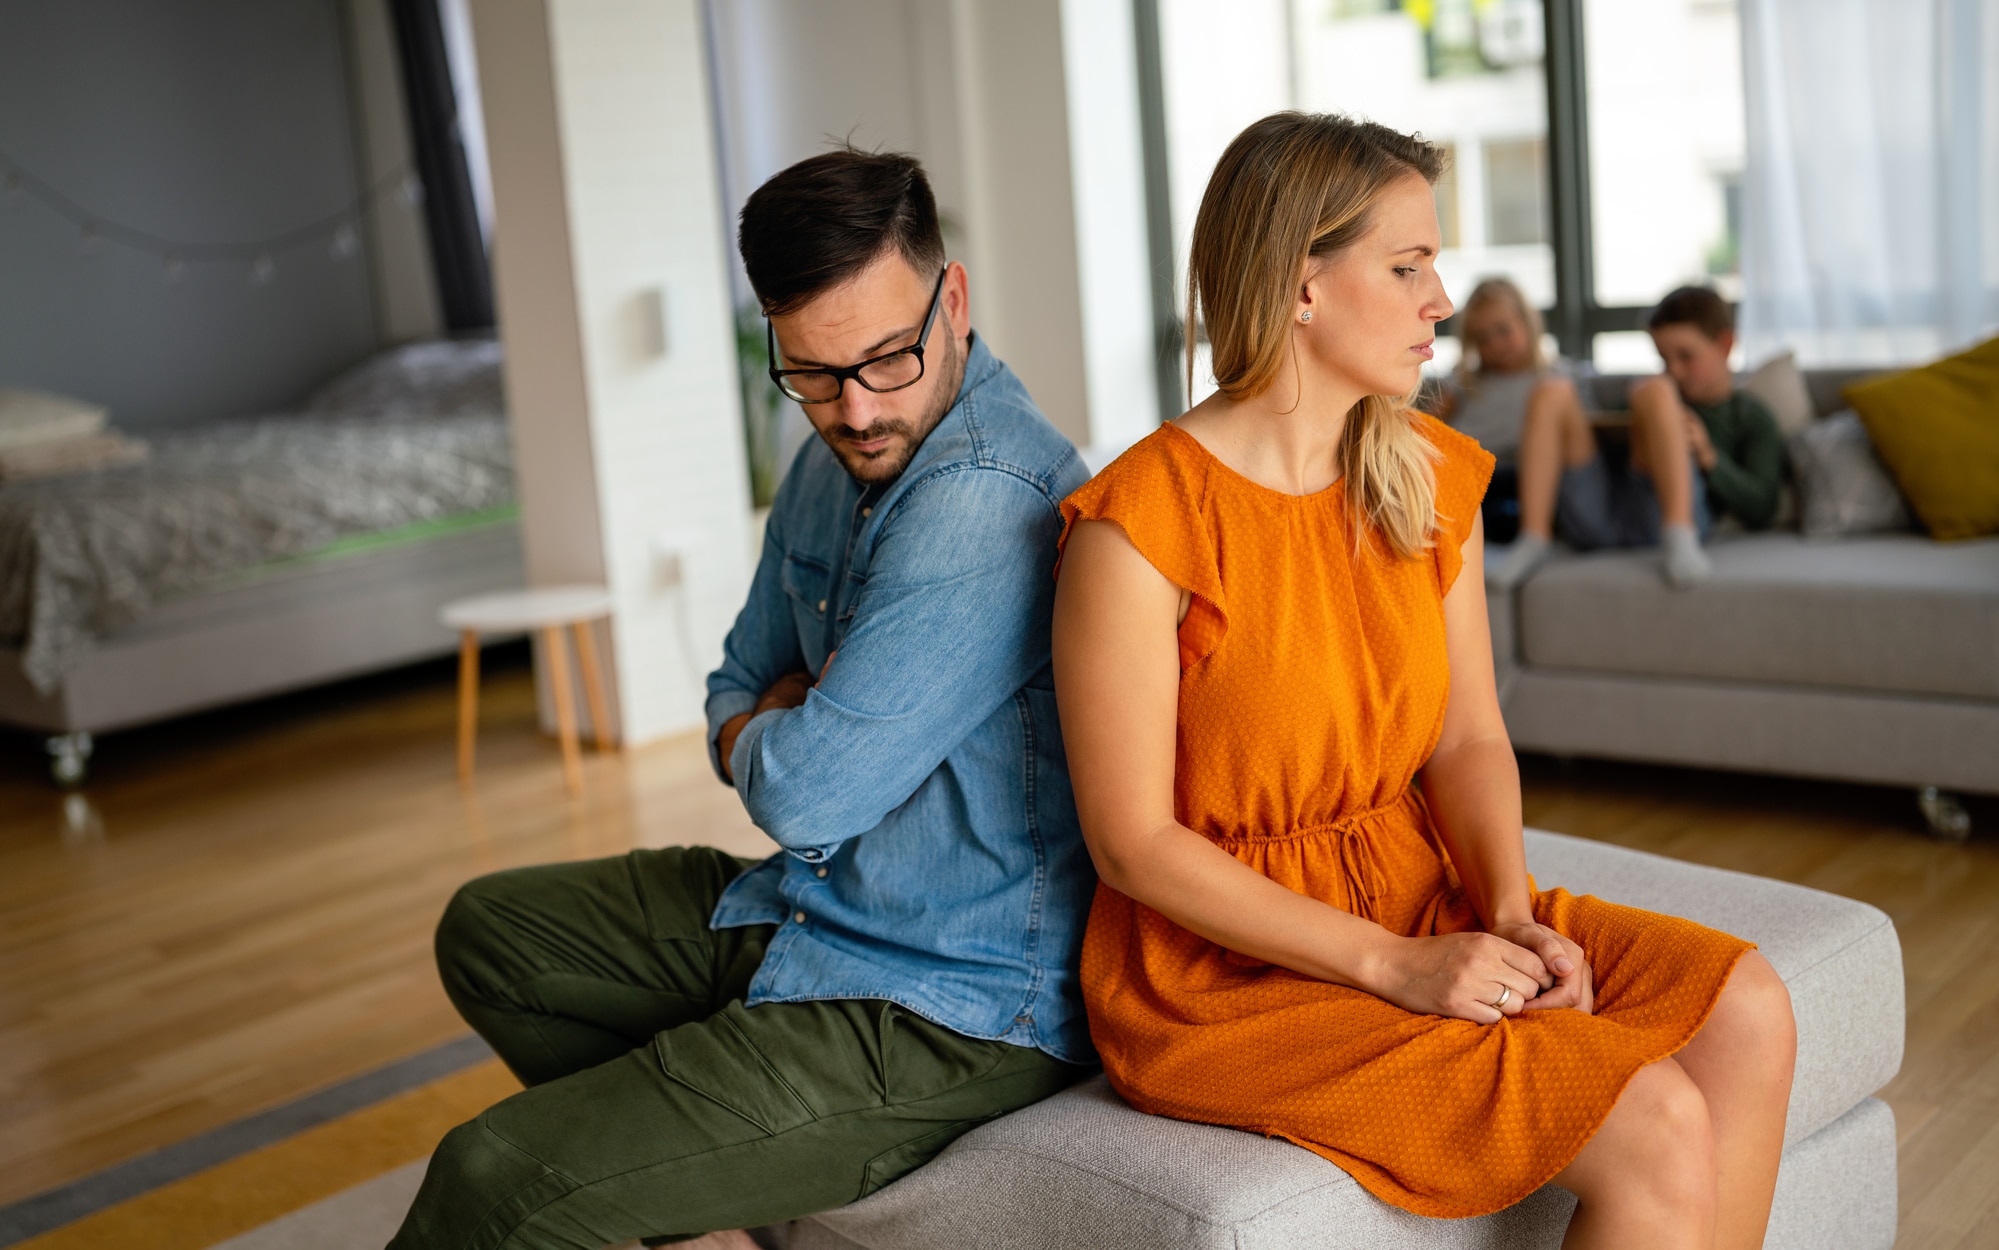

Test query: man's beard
[822,332,965,485]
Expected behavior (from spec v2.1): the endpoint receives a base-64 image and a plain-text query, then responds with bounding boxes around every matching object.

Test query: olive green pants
[389,846,1085,1250]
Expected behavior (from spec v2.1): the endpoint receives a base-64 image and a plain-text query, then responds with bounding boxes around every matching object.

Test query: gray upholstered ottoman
[763,830,1904,1250]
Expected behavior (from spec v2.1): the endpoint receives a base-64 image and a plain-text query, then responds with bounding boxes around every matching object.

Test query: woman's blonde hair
[1187,112,1448,560]
[1455,276,1546,387]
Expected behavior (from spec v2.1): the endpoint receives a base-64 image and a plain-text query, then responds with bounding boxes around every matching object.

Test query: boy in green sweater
[1492,286,1784,588]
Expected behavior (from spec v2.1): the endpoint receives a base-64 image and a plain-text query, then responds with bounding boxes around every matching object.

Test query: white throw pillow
[1743,350,1817,438]
[0,388,109,454]
[1789,411,1914,537]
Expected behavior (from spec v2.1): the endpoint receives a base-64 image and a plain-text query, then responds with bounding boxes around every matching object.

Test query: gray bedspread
[0,341,515,695]
[0,412,513,694]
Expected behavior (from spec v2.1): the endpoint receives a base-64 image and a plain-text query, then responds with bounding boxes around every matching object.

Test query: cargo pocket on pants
[856,1115,995,1201]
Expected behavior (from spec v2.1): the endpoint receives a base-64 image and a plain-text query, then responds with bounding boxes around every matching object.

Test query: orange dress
[1058,416,1752,1219]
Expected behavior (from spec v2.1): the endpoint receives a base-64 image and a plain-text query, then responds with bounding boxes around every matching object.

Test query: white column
[705,0,1159,454]
[471,0,753,746]
[942,0,1159,453]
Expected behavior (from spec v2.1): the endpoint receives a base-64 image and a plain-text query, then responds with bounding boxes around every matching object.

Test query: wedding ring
[1490,986,1512,1011]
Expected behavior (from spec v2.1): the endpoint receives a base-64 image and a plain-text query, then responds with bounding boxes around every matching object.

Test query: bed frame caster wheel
[1918,786,1971,842]
[47,732,93,790]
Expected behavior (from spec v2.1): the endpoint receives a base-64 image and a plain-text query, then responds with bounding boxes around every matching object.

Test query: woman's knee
[1567,1061,1716,1213]
[1528,375,1578,412]
[1631,1061,1715,1186]
[1711,952,1798,1075]
[1522,377,1577,432]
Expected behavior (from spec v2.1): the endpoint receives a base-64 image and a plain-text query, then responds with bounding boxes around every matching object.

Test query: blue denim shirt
[706,334,1096,1064]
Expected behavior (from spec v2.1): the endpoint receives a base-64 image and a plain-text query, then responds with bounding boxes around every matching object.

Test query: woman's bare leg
[1554,1057,1717,1249]
[1627,377,1695,528]
[1672,953,1797,1250]
[1515,377,1595,541]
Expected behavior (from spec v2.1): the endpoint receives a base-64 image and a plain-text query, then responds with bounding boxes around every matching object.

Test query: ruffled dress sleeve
[1417,413,1497,597]
[1057,427,1229,671]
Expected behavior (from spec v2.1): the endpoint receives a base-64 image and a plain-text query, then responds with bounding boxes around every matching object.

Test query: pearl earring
[1299,310,1313,323]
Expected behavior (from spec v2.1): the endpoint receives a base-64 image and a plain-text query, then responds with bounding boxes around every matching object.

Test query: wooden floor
[2,647,1995,1247]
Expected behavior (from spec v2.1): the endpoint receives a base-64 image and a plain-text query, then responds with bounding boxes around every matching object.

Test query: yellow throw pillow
[1843,336,1999,540]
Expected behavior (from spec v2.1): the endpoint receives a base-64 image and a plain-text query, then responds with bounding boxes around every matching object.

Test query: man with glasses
[391,148,1095,1248]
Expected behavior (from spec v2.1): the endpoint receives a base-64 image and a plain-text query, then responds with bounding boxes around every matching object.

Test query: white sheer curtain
[1739,0,1998,366]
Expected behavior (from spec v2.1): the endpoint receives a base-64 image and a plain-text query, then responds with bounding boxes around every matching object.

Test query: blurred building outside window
[1151,0,1750,390]
[1584,0,1746,371]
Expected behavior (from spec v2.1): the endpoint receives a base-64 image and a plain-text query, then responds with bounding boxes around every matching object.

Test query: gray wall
[0,0,383,429]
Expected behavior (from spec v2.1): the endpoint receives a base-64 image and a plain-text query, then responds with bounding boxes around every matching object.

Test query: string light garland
[0,149,422,287]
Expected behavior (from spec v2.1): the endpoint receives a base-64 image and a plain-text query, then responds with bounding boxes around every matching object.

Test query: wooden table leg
[571,619,614,751]
[541,625,585,795]
[456,630,480,784]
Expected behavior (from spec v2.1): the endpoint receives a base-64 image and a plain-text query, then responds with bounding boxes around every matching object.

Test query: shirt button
[815,866,828,878]
[794,910,807,924]
[817,599,827,612]
[861,506,872,518]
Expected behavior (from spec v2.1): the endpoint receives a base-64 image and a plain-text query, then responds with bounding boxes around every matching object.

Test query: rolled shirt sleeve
[726,467,1062,859]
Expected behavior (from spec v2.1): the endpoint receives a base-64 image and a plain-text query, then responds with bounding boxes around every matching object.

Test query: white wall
[472,0,754,746]
[0,0,383,427]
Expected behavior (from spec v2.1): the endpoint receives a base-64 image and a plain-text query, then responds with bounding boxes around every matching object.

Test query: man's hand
[1490,920,1594,1015]
[755,671,815,716]
[718,671,815,783]
[1686,413,1718,472]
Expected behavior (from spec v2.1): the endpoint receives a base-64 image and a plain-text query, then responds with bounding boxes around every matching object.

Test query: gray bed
[0,339,524,784]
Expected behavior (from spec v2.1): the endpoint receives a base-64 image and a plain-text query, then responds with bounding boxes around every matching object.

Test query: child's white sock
[1488,532,1552,588]
[1661,522,1712,588]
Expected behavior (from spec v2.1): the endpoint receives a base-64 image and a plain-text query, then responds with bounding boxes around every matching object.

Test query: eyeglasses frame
[765,267,949,405]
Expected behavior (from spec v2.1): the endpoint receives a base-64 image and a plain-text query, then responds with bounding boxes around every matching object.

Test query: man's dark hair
[739,148,946,316]
[1647,286,1734,340]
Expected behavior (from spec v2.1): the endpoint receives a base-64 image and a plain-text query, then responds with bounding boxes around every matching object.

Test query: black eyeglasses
[766,268,947,404]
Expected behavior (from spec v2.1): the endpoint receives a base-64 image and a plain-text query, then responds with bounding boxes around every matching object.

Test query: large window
[1140,0,1751,398]
[1291,0,1556,374]
[1583,0,1746,370]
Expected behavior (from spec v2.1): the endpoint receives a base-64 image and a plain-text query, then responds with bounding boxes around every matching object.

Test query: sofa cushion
[1790,413,1915,537]
[1518,533,1999,699]
[1745,351,1818,438]
[776,831,1902,1250]
[1845,335,1999,541]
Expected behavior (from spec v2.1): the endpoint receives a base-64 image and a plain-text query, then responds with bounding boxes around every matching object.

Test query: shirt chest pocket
[780,553,833,647]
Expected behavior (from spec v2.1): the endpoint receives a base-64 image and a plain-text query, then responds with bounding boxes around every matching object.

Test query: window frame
[1542,0,1652,360]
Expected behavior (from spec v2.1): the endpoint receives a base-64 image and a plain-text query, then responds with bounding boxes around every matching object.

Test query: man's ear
[944,261,972,339]
[1714,328,1737,359]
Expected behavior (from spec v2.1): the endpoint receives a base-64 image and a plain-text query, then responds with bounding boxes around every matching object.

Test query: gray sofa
[1489,369,1999,810]
[759,830,1902,1250]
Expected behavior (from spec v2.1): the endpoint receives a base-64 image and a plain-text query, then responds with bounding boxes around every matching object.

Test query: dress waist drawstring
[1207,791,1422,923]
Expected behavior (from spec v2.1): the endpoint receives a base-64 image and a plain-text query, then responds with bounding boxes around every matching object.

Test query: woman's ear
[1296,261,1326,323]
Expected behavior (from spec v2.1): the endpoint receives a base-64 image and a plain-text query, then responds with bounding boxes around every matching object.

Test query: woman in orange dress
[1051,113,1797,1249]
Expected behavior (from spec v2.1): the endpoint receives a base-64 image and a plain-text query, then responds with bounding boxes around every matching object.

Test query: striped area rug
[0,1037,756,1250]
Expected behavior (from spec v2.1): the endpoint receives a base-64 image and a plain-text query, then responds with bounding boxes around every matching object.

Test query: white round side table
[441,584,614,794]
